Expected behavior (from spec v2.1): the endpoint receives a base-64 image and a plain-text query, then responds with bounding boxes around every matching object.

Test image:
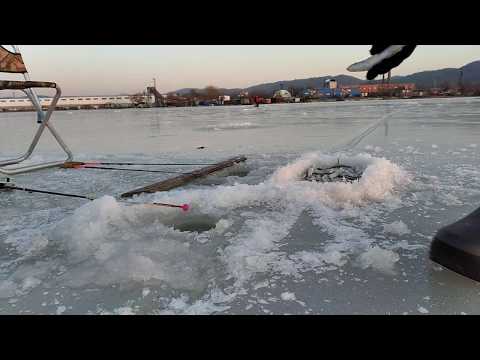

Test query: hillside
[171,60,480,95]
[244,75,364,95]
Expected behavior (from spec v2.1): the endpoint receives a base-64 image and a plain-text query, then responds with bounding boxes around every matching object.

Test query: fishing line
[331,105,399,153]
[1,182,189,211]
[91,162,216,166]
[4,185,94,200]
[80,166,188,174]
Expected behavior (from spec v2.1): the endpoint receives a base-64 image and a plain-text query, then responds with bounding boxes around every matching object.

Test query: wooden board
[120,155,247,198]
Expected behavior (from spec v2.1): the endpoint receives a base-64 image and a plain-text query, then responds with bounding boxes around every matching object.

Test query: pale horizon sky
[4,45,480,96]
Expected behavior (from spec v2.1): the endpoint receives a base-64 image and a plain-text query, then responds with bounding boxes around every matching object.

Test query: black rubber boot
[430,206,480,282]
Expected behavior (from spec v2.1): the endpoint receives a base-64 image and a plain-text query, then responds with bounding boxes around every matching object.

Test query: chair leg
[0,85,73,175]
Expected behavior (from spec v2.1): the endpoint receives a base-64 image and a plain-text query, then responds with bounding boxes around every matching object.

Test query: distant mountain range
[2,60,478,99]
[172,60,480,96]
[391,60,480,88]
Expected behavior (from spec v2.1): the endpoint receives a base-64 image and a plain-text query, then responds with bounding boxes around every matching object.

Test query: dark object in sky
[197,146,206,149]
[430,206,480,282]
[366,45,417,80]
[347,45,417,80]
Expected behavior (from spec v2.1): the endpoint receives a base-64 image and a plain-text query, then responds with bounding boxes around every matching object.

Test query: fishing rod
[64,161,215,167]
[90,162,215,166]
[78,165,188,174]
[0,179,189,211]
[63,162,216,174]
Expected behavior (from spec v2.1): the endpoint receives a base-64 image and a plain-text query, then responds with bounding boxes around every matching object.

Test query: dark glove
[366,45,417,80]
[347,45,417,80]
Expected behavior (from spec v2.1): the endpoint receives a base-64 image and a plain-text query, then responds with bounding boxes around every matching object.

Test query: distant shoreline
[0,95,476,114]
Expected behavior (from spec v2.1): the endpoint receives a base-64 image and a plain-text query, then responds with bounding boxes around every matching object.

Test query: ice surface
[203,122,262,131]
[280,292,296,301]
[417,306,429,314]
[0,280,17,299]
[358,246,400,274]
[2,98,480,314]
[6,149,406,309]
[49,196,212,290]
[383,221,410,236]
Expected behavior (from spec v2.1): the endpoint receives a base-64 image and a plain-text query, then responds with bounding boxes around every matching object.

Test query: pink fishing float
[152,202,190,212]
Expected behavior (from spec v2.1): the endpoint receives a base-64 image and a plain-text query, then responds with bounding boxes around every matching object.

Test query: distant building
[325,79,337,89]
[317,88,342,97]
[349,88,361,97]
[339,83,416,97]
[358,83,416,96]
[273,89,292,101]
[240,97,251,105]
[218,95,231,105]
[303,89,316,97]
[338,86,361,97]
[0,94,154,110]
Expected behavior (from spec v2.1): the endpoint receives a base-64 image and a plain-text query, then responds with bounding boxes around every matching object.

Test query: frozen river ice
[1,97,480,314]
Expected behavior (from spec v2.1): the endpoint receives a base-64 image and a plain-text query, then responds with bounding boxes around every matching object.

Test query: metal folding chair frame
[0,80,73,175]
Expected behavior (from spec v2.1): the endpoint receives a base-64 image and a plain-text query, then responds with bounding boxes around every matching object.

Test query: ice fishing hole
[168,214,220,233]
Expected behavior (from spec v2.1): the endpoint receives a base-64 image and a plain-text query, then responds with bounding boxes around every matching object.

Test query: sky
[4,45,480,96]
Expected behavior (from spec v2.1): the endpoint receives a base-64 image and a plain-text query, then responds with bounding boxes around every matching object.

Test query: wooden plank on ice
[120,155,247,198]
